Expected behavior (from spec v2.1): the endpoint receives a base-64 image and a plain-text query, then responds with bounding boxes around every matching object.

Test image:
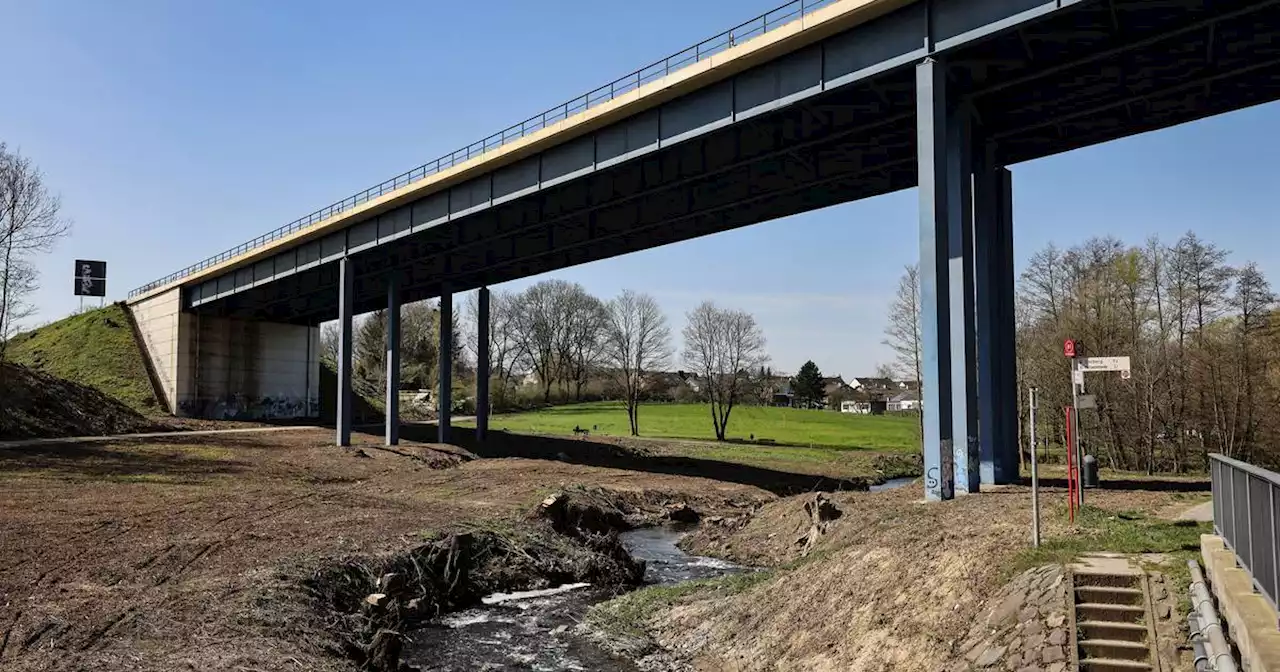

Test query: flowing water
[401,477,916,671]
[400,526,746,671]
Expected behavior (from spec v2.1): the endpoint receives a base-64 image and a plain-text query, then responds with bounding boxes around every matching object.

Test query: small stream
[401,477,916,671]
[401,526,746,671]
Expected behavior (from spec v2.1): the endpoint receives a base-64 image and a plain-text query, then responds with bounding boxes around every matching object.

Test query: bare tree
[682,301,768,441]
[515,280,571,403]
[559,288,609,400]
[0,143,71,363]
[883,264,922,389]
[604,290,671,435]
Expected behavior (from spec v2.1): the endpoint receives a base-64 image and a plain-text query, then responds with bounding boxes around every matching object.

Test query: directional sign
[1078,356,1131,372]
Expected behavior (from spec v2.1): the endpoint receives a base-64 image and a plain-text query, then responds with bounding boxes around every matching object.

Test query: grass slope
[470,401,919,452]
[5,305,160,414]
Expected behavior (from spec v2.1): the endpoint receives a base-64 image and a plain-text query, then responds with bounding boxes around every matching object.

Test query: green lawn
[463,401,919,452]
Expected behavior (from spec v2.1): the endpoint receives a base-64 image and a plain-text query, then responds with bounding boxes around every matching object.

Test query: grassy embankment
[5,304,160,414]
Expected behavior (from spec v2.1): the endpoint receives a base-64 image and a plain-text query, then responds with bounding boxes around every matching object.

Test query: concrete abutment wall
[128,288,319,420]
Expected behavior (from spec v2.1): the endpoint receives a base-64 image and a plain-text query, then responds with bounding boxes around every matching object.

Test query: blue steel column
[476,287,490,443]
[975,158,1000,485]
[438,287,452,444]
[336,257,354,447]
[386,275,401,446]
[916,58,955,502]
[948,109,980,494]
[976,164,1020,485]
[994,168,1020,483]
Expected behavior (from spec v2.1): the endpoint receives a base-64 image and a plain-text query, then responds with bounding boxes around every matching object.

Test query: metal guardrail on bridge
[1211,453,1280,612]
[129,0,840,298]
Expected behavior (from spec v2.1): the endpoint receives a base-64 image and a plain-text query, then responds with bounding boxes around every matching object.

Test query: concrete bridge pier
[475,286,490,443]
[438,286,452,444]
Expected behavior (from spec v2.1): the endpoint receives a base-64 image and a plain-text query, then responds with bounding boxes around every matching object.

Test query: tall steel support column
[336,257,354,447]
[438,287,452,444]
[476,287,491,442]
[385,275,401,446]
[948,110,980,494]
[975,160,1001,485]
[916,58,955,501]
[983,167,1019,483]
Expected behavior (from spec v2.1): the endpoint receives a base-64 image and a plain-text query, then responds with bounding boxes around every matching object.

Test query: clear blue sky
[4,0,1278,378]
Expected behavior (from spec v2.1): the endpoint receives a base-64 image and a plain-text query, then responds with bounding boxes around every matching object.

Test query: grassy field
[5,304,160,414]
[464,401,919,452]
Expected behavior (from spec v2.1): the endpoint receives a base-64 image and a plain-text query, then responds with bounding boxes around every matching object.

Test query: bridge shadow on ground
[1027,476,1210,493]
[0,438,252,482]
[393,425,869,497]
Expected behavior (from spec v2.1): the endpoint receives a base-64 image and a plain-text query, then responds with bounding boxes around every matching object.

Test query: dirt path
[0,429,772,671]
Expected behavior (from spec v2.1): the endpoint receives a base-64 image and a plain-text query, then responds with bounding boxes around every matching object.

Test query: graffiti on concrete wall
[178,394,321,420]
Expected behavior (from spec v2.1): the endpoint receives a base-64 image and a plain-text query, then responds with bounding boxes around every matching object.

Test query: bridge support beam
[476,287,490,443]
[336,256,354,447]
[386,275,401,446]
[975,165,1020,484]
[438,287,452,444]
[947,98,980,495]
[916,57,956,501]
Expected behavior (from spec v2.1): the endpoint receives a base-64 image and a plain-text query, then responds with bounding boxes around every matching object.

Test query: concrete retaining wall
[128,289,319,420]
[1201,534,1280,670]
[184,316,320,419]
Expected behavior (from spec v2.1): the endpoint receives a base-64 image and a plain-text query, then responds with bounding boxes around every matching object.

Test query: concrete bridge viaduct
[126,0,1280,500]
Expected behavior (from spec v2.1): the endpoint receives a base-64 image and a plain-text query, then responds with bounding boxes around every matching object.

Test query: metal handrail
[1209,453,1280,613]
[129,0,838,298]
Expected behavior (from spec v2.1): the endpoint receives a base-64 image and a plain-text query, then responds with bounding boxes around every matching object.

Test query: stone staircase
[1071,559,1159,671]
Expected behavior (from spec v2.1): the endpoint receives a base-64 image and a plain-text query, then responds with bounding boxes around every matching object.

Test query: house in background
[887,389,921,411]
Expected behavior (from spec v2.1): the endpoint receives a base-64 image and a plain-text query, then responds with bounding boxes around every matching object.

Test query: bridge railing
[1211,453,1280,612]
[129,0,840,298]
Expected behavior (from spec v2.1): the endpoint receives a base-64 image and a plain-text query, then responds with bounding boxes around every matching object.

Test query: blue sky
[4,0,1278,378]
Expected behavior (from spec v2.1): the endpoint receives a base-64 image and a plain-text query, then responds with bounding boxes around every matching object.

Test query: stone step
[1079,657,1153,672]
[1077,620,1149,643]
[1075,585,1144,606]
[1076,602,1146,624]
[1080,638,1151,661]
[1073,572,1141,589]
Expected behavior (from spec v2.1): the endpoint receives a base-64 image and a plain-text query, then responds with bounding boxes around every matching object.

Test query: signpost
[1028,386,1041,547]
[1065,342,1132,507]
[73,260,107,309]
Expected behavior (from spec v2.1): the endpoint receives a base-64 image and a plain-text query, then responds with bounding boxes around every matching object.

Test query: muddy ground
[0,427,808,671]
[0,425,1209,671]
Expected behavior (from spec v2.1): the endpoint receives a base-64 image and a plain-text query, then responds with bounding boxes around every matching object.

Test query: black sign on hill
[74,260,107,297]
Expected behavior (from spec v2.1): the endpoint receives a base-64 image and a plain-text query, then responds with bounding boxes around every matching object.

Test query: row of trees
[1019,233,1278,472]
[881,232,1279,473]
[330,278,772,439]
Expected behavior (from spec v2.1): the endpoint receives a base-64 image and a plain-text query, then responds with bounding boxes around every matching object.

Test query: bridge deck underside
[192,0,1280,323]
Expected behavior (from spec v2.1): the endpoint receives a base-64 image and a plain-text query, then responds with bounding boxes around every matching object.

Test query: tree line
[883,232,1279,473]
[326,278,771,439]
